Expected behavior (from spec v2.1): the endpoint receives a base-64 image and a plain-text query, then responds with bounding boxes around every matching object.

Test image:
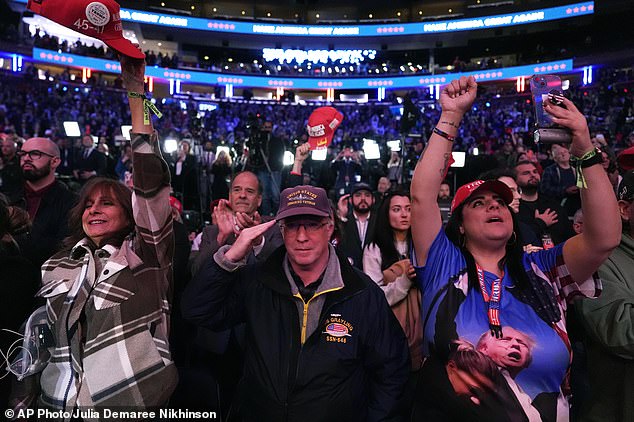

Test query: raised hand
[119,45,145,93]
[235,211,265,246]
[337,194,350,219]
[543,96,593,157]
[224,220,277,262]
[295,143,311,163]
[439,76,478,118]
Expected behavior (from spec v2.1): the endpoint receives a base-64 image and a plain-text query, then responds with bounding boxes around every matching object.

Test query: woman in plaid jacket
[13,47,177,418]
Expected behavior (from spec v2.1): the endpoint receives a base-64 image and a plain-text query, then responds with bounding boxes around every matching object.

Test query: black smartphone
[530,74,572,144]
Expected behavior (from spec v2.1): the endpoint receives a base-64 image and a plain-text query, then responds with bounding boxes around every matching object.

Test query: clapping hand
[214,199,235,245]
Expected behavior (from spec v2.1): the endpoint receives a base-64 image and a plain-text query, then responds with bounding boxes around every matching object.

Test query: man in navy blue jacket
[182,185,409,422]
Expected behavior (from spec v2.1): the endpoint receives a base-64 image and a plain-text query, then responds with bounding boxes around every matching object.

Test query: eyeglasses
[17,150,56,160]
[280,221,329,234]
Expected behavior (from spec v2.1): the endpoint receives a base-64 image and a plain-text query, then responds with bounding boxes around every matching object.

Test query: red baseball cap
[617,146,634,171]
[306,107,343,150]
[27,0,145,59]
[450,180,514,213]
[169,196,183,214]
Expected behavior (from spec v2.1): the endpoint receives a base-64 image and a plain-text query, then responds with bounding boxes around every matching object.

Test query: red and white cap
[451,180,514,213]
[306,107,344,150]
[27,0,145,59]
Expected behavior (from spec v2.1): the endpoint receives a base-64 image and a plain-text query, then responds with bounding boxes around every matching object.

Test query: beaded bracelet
[128,92,163,125]
[433,127,456,143]
[569,148,602,188]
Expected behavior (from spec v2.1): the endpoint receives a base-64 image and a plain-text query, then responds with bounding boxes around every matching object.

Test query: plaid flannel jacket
[35,132,177,415]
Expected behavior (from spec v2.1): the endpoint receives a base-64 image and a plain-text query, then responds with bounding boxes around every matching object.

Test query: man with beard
[437,180,452,226]
[339,182,376,270]
[16,137,77,266]
[514,161,574,246]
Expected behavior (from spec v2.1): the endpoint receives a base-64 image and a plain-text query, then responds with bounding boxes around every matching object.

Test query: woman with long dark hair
[409,76,620,421]
[363,191,415,306]
[12,47,177,414]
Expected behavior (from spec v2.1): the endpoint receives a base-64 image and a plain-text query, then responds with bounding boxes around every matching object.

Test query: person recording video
[244,117,285,216]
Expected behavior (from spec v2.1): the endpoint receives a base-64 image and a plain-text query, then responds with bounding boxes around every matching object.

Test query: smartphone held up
[530,74,572,144]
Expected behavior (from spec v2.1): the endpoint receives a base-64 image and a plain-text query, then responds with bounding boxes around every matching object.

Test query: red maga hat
[306,107,343,150]
[451,180,514,213]
[27,0,145,59]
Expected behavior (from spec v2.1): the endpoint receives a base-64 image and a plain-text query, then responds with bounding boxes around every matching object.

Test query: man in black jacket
[182,185,409,422]
[514,161,574,246]
[339,182,376,269]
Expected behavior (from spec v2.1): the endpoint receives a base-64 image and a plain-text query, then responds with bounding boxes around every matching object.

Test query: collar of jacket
[69,235,143,270]
[259,244,368,300]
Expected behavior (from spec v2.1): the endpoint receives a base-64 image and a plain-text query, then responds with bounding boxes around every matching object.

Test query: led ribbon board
[31,47,573,90]
[15,0,594,37]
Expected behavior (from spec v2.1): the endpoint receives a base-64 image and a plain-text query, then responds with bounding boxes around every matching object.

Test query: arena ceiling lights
[14,0,594,38]
[262,49,376,65]
[30,47,574,90]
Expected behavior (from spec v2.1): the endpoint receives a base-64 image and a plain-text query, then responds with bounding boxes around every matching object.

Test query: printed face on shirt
[82,188,130,246]
[352,190,373,214]
[476,327,534,377]
[230,172,261,215]
[281,216,334,270]
[388,195,411,232]
[460,191,513,248]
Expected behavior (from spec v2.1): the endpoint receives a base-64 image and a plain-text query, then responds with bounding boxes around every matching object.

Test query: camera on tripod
[245,113,273,170]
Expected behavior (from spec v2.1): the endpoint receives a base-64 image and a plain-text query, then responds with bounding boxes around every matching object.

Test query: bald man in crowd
[15,137,77,266]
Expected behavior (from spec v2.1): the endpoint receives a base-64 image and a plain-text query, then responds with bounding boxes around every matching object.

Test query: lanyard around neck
[476,263,504,339]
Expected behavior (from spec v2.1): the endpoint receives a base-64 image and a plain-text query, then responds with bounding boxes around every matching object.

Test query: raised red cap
[27,0,145,59]
[306,107,343,151]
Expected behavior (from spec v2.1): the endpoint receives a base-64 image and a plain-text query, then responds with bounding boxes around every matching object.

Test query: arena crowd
[1,39,634,422]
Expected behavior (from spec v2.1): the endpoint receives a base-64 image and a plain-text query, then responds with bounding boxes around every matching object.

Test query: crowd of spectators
[0,64,632,217]
[1,49,634,420]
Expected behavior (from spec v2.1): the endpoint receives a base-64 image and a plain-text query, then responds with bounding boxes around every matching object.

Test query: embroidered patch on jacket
[323,315,353,343]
